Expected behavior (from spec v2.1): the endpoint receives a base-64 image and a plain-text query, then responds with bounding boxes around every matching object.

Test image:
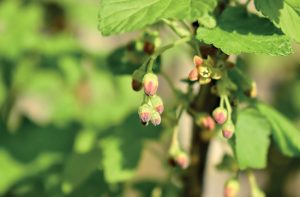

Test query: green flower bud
[132,69,145,91]
[138,104,152,123]
[222,121,235,139]
[150,110,161,126]
[224,178,240,197]
[175,151,189,169]
[150,95,164,114]
[213,107,228,124]
[196,114,215,131]
[143,73,158,96]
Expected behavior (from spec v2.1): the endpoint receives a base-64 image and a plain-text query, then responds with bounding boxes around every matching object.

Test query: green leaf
[62,149,102,194]
[100,118,161,183]
[255,102,300,156]
[196,7,292,56]
[235,108,271,170]
[100,114,161,183]
[98,0,217,35]
[254,0,300,42]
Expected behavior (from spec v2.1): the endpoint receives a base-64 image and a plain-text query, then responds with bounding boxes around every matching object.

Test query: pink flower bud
[222,121,235,139]
[201,115,215,131]
[213,107,228,124]
[138,104,152,123]
[193,55,203,68]
[131,69,145,91]
[150,95,164,114]
[175,152,189,169]
[224,178,240,197]
[143,73,158,96]
[188,67,199,81]
[150,111,161,126]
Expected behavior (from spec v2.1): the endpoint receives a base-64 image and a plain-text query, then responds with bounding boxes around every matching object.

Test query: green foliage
[197,7,292,56]
[254,0,300,43]
[98,0,217,35]
[1,0,300,196]
[234,108,271,170]
[256,102,300,157]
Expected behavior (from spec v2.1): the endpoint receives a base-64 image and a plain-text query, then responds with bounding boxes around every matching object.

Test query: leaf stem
[224,95,232,119]
[162,18,186,38]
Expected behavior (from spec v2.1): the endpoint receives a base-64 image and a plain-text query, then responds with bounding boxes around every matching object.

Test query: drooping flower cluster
[212,97,235,139]
[132,70,164,126]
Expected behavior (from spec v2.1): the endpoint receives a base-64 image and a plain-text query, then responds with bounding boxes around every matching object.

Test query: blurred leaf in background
[0,0,164,196]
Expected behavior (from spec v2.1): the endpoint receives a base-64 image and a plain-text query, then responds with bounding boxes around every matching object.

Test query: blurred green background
[1,0,300,197]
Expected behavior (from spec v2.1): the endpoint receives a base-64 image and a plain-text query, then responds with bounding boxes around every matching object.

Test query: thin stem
[224,96,232,119]
[176,105,184,122]
[162,18,185,38]
[152,36,192,59]
[220,95,225,108]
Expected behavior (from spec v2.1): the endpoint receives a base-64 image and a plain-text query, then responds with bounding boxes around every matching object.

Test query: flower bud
[143,73,158,96]
[199,115,215,131]
[224,178,240,197]
[150,95,164,114]
[151,110,161,126]
[138,104,152,123]
[175,152,189,169]
[131,69,145,91]
[222,121,235,139]
[143,41,155,55]
[193,55,203,67]
[213,107,228,124]
[188,67,199,81]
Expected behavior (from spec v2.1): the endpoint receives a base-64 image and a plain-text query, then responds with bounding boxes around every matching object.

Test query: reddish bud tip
[188,67,199,81]
[222,121,235,139]
[201,115,215,131]
[175,152,189,169]
[150,95,164,114]
[138,104,152,123]
[213,107,228,124]
[193,55,203,67]
[132,69,145,91]
[150,111,161,126]
[224,178,240,197]
[143,73,158,96]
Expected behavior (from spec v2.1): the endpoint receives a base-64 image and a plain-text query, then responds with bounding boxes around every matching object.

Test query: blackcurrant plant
[98,0,300,196]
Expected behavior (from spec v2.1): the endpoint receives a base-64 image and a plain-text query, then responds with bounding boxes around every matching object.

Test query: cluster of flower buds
[224,177,240,197]
[133,71,164,126]
[212,97,235,139]
[188,55,222,85]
